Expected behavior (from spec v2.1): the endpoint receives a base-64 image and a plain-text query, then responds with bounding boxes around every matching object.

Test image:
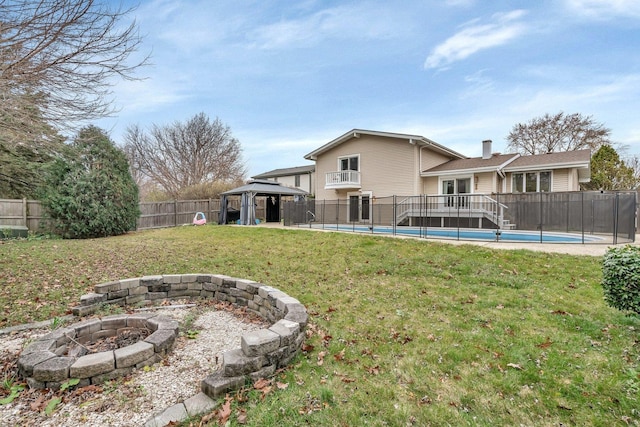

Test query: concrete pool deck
[254,222,638,257]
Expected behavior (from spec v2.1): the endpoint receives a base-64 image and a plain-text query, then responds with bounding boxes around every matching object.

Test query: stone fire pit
[18,313,178,389]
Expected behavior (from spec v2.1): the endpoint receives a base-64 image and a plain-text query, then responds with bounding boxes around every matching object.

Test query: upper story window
[339,155,359,171]
[513,171,551,193]
[294,174,301,187]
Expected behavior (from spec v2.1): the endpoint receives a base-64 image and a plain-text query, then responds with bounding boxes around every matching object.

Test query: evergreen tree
[584,145,638,191]
[40,126,139,238]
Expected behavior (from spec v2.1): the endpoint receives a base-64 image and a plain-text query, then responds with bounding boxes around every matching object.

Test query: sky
[97,0,640,178]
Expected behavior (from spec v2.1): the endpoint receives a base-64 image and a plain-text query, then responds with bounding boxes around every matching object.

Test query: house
[302,129,591,228]
[251,165,315,196]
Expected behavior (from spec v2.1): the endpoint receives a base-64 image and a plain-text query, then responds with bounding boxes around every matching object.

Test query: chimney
[482,139,492,160]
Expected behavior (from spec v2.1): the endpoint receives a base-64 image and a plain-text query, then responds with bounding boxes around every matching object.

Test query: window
[294,174,301,187]
[339,155,359,171]
[512,171,551,192]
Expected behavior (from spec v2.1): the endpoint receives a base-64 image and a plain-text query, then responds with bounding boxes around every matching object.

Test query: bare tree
[0,0,148,141]
[124,113,246,199]
[507,112,611,155]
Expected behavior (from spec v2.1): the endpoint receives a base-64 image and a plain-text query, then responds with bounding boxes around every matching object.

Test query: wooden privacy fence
[0,197,267,232]
[0,199,44,231]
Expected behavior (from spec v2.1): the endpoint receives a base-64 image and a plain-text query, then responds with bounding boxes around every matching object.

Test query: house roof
[422,153,519,176]
[221,179,308,196]
[503,149,591,171]
[422,149,591,180]
[304,129,467,161]
[251,164,315,179]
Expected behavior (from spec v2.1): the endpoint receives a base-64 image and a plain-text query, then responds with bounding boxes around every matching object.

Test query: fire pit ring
[17,313,178,389]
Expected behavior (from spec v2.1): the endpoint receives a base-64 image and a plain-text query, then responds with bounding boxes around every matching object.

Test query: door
[442,178,471,208]
[348,192,372,222]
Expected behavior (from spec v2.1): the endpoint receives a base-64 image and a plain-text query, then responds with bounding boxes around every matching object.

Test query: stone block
[140,275,164,288]
[115,341,155,368]
[202,282,218,292]
[248,364,276,382]
[196,274,213,283]
[241,329,281,357]
[145,329,176,353]
[135,353,162,369]
[91,366,133,385]
[18,351,57,376]
[222,348,265,377]
[184,392,218,417]
[257,286,277,299]
[285,306,308,328]
[187,282,203,291]
[95,280,121,294]
[128,285,149,296]
[32,357,74,382]
[148,403,188,427]
[21,339,56,355]
[162,274,182,284]
[80,293,107,306]
[126,313,156,328]
[108,289,129,300]
[119,278,140,289]
[269,319,300,347]
[245,282,262,294]
[72,304,99,317]
[200,290,215,298]
[126,294,146,305]
[170,282,188,291]
[167,290,187,298]
[210,275,231,286]
[39,328,75,346]
[148,315,179,333]
[234,279,255,291]
[70,351,115,378]
[201,372,245,399]
[276,296,301,312]
[147,291,168,300]
[181,274,198,283]
[100,315,129,330]
[75,319,102,338]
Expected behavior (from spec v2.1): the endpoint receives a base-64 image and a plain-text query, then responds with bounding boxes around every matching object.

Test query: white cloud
[247,4,400,50]
[424,10,528,69]
[564,0,640,20]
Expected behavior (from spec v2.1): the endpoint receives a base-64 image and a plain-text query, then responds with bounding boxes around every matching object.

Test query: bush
[40,126,139,239]
[602,245,640,316]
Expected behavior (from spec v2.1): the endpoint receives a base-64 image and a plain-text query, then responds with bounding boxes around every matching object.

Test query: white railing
[325,170,361,188]
[395,194,510,228]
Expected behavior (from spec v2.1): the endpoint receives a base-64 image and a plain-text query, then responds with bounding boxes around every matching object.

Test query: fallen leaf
[254,378,271,390]
[301,343,315,352]
[237,408,248,424]
[536,337,554,349]
[317,351,327,366]
[276,382,289,390]
[334,349,345,362]
[507,363,523,370]
[218,396,232,425]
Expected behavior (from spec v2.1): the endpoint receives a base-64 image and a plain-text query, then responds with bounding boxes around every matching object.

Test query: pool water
[310,225,603,243]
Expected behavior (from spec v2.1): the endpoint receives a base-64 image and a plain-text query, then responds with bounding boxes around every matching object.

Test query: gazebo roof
[221,179,308,197]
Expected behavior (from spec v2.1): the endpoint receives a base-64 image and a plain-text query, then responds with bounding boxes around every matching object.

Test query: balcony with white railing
[325,170,361,190]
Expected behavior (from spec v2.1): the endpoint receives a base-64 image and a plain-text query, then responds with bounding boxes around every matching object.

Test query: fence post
[174,200,178,227]
[22,198,27,228]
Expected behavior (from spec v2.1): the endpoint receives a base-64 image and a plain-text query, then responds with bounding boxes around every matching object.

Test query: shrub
[602,245,640,316]
[40,126,139,239]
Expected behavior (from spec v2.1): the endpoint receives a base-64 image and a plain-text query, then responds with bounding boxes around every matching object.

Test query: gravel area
[0,304,267,426]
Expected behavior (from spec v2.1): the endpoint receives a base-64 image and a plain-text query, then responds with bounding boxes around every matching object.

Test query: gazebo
[219,179,308,225]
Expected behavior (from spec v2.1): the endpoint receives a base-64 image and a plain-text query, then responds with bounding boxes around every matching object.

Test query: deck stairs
[396,195,515,229]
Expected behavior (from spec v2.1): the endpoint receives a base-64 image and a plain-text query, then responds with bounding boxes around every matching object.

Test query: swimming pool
[303,224,604,243]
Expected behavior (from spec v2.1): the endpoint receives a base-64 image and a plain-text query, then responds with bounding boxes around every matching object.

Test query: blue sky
[98,0,640,178]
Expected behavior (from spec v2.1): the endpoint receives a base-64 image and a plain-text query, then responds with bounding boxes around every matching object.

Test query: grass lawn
[1,226,639,426]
